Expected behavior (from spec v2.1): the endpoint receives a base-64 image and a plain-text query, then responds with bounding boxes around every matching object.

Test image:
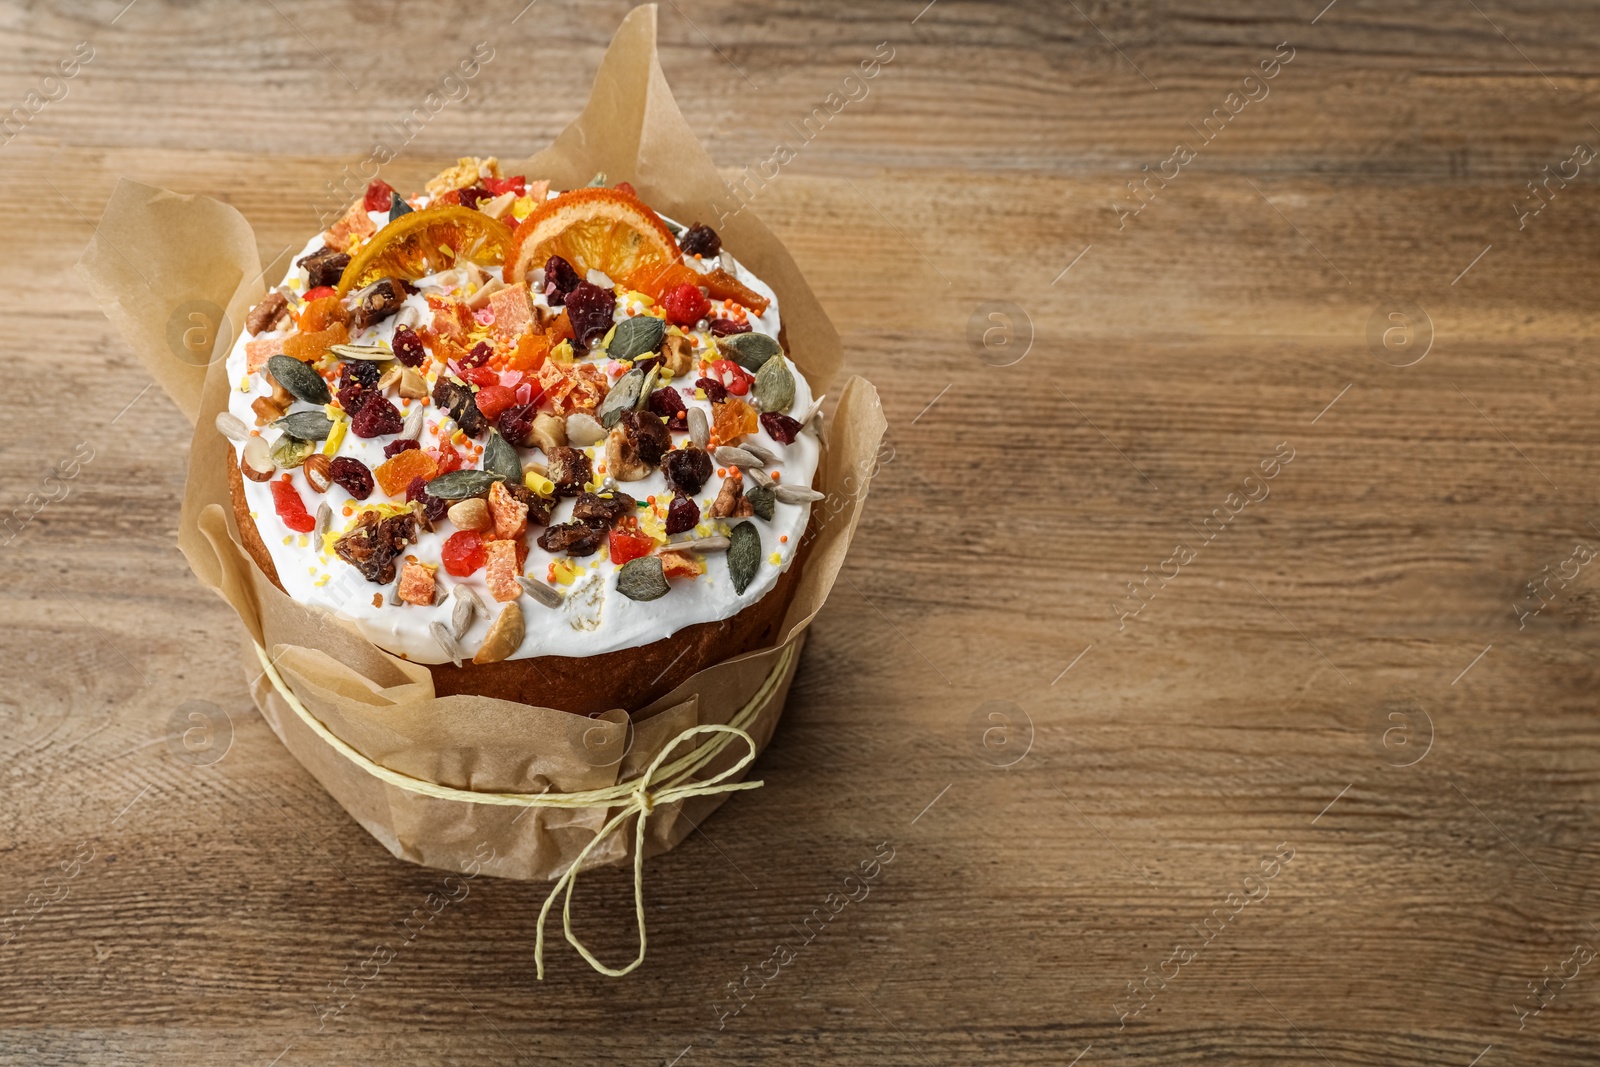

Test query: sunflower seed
[744,466,773,489]
[401,406,424,440]
[739,439,777,465]
[801,394,826,427]
[429,620,465,666]
[393,304,421,330]
[388,575,404,606]
[727,522,761,595]
[616,556,670,602]
[775,485,824,505]
[215,411,249,442]
[273,410,335,441]
[451,583,485,639]
[713,445,761,469]
[315,501,332,538]
[515,575,564,609]
[753,354,795,413]
[267,355,332,405]
[665,535,730,553]
[433,579,450,606]
[587,171,608,187]
[329,343,393,361]
[687,407,709,450]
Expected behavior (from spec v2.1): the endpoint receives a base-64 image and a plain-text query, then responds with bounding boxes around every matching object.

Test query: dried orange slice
[336,206,513,295]
[504,188,679,287]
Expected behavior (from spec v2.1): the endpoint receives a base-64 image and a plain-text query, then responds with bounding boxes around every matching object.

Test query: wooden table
[5,1,1597,1063]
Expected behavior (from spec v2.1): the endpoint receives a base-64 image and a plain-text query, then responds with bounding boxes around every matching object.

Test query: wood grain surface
[3,1,1599,1063]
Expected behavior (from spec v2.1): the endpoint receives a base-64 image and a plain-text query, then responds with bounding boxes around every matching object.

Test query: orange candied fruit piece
[299,295,349,333]
[712,396,759,441]
[625,261,699,303]
[700,267,769,316]
[545,309,574,345]
[373,448,439,497]
[498,331,550,372]
[283,322,349,362]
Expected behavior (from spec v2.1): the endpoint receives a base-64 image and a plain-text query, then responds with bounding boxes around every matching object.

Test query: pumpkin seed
[665,535,730,553]
[752,354,795,413]
[687,407,709,450]
[616,556,670,602]
[745,482,776,520]
[429,620,465,667]
[427,469,503,499]
[270,433,316,469]
[266,355,331,405]
[607,315,666,361]
[713,446,761,469]
[727,522,761,594]
[598,366,647,428]
[215,411,249,443]
[273,410,335,441]
[472,601,525,664]
[719,331,782,372]
[775,484,824,504]
[329,343,392,362]
[482,430,522,483]
[515,575,564,609]
[401,406,424,440]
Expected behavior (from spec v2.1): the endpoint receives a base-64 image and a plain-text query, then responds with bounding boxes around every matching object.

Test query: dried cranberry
[543,255,582,306]
[708,318,751,336]
[678,222,722,257]
[648,386,687,422]
[328,456,375,499]
[383,439,420,458]
[406,476,449,526]
[696,377,727,403]
[391,325,427,368]
[661,447,712,494]
[496,403,538,448]
[461,340,492,369]
[351,396,403,438]
[619,411,670,466]
[564,281,616,347]
[760,412,802,445]
[632,354,664,375]
[335,383,370,416]
[665,492,700,535]
[457,185,490,210]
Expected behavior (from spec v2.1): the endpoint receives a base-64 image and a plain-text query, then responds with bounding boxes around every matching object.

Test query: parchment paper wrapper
[81,4,885,882]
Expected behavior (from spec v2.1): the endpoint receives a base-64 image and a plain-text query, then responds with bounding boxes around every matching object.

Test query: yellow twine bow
[252,641,791,978]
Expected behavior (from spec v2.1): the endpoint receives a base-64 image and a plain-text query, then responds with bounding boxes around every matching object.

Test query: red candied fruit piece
[463,364,499,389]
[433,443,464,475]
[364,179,396,213]
[473,385,517,421]
[482,175,526,197]
[760,412,802,445]
[304,285,336,303]
[608,529,655,566]
[271,478,316,533]
[711,359,752,396]
[661,282,710,327]
[696,376,727,403]
[442,530,487,577]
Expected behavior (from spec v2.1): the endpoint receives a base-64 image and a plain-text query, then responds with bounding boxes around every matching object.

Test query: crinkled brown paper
[79,3,884,882]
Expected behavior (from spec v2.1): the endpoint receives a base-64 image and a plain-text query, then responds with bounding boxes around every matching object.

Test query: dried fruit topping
[572,491,636,528]
[271,478,316,533]
[760,411,803,444]
[302,453,333,493]
[696,376,727,403]
[341,359,381,389]
[397,560,436,606]
[701,267,770,316]
[328,456,376,499]
[616,556,669,602]
[713,396,759,441]
[678,222,722,257]
[709,359,753,396]
[648,385,688,422]
[406,475,449,527]
[473,385,517,421]
[666,492,700,535]
[495,402,538,448]
[391,324,427,367]
[537,521,605,556]
[618,410,671,468]
[660,551,706,579]
[482,175,526,197]
[708,318,751,336]
[283,322,349,363]
[246,291,289,336]
[442,530,487,577]
[373,447,437,497]
[461,340,493,369]
[543,254,583,306]
[383,438,421,458]
[336,382,371,417]
[298,247,351,290]
[431,375,488,437]
[661,446,713,494]
[608,529,655,566]
[363,178,396,213]
[335,511,418,584]
[546,446,593,496]
[661,282,710,326]
[484,539,523,602]
[351,395,404,438]
[564,280,617,347]
[351,277,408,330]
[457,184,490,210]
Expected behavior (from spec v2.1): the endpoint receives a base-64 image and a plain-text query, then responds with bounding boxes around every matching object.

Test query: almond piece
[447,497,490,531]
[302,453,333,493]
[241,436,275,482]
[530,412,567,455]
[398,367,428,399]
[473,601,525,664]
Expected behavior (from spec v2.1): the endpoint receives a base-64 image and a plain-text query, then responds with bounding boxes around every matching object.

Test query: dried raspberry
[442,530,487,577]
[661,282,710,327]
[615,181,638,198]
[648,386,687,422]
[383,439,420,459]
[350,396,403,438]
[678,222,722,257]
[760,412,802,445]
[496,403,538,448]
[708,318,750,336]
[564,281,616,347]
[665,492,700,535]
[462,341,492,369]
[543,255,582,306]
[271,478,316,533]
[363,179,396,213]
[696,377,727,403]
[328,456,375,499]
[391,325,426,368]
[406,476,449,525]
[662,447,712,494]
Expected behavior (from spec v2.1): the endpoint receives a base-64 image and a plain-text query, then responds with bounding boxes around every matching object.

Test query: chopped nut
[661,332,695,377]
[302,453,333,493]
[472,601,525,664]
[245,291,289,336]
[240,437,275,482]
[529,412,566,456]
[397,367,428,399]
[708,473,754,518]
[466,277,506,310]
[480,191,517,220]
[397,561,436,606]
[446,497,491,532]
[251,395,288,426]
[426,156,499,196]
